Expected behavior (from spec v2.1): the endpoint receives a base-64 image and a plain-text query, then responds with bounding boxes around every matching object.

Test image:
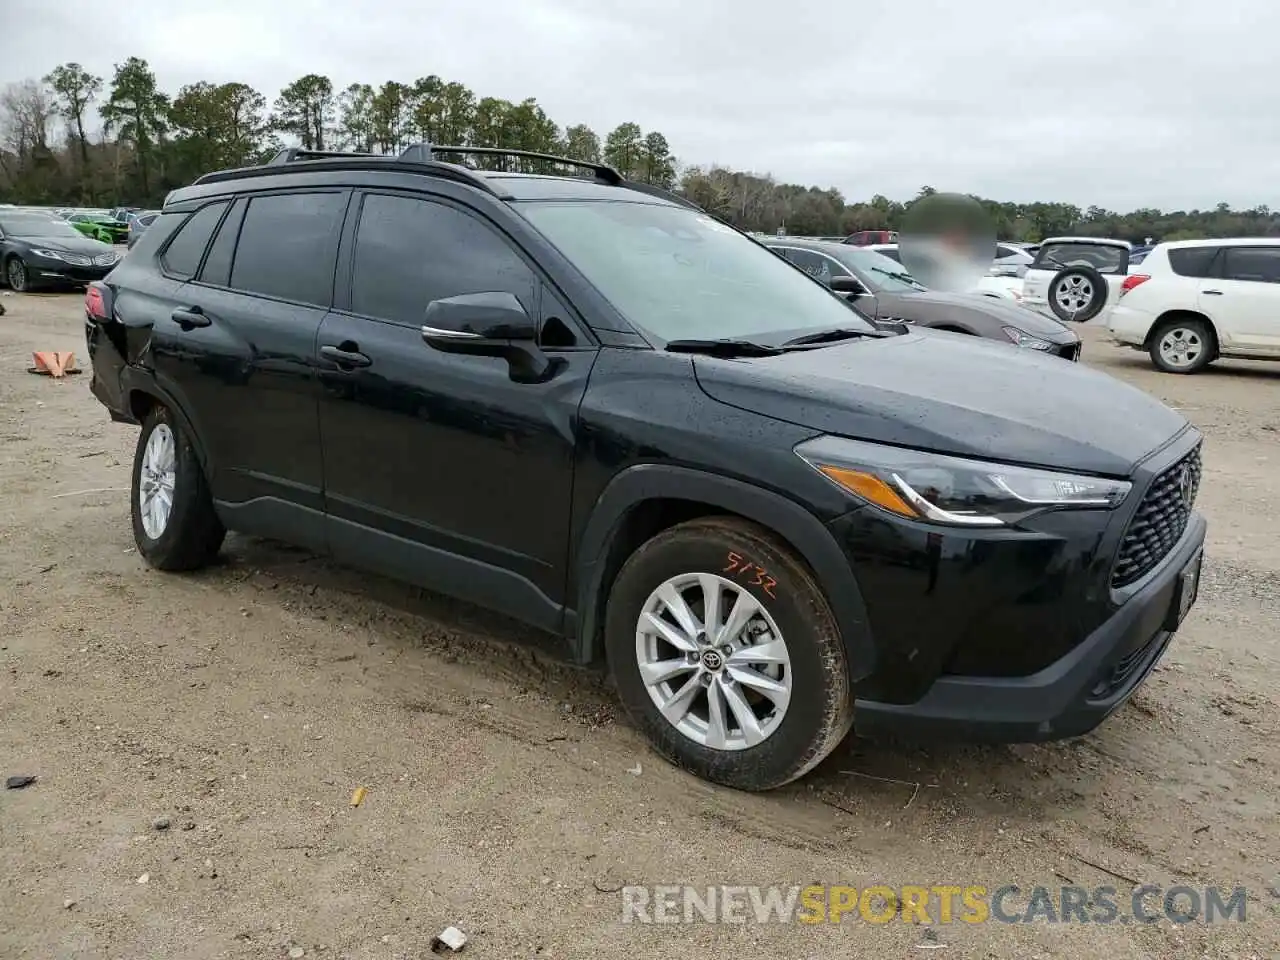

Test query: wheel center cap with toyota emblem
[700,650,725,672]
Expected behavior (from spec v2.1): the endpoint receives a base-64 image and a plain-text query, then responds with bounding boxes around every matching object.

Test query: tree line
[2,58,1277,244]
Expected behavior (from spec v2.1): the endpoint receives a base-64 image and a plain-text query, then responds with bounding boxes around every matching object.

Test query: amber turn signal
[816,465,918,518]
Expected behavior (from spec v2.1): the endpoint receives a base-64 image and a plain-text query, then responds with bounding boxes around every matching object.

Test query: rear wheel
[131,406,226,570]
[1150,317,1212,374]
[605,517,853,791]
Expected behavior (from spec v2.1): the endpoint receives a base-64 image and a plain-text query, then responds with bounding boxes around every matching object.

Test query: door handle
[1203,289,1223,295]
[320,344,372,368]
[171,306,211,329]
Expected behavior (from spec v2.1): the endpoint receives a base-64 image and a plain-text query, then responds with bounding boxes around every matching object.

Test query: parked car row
[80,143,1206,791]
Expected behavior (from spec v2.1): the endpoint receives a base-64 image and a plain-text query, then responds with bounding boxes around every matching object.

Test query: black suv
[85,144,1207,792]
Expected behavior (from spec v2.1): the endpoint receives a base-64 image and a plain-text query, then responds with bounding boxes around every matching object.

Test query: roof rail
[190,155,504,198]
[405,143,624,185]
[267,147,380,165]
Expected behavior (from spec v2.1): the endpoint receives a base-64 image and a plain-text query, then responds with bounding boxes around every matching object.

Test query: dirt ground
[1,290,1277,960]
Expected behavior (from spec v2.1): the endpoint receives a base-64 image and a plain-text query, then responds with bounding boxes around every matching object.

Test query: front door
[316,191,598,631]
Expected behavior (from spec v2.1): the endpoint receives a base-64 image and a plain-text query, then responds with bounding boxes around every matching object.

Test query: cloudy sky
[4,0,1275,211]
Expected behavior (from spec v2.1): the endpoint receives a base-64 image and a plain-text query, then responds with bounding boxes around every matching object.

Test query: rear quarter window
[1167,246,1220,278]
[160,202,230,279]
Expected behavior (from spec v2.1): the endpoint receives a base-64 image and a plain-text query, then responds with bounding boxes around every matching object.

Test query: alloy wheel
[7,258,27,292]
[634,572,793,750]
[1053,275,1093,314]
[139,424,177,539]
[1158,327,1203,370]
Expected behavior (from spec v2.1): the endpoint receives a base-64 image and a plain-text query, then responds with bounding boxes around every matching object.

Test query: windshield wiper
[870,266,924,287]
[665,338,783,357]
[779,327,891,347]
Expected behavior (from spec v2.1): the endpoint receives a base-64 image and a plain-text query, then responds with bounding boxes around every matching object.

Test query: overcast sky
[4,0,1276,211]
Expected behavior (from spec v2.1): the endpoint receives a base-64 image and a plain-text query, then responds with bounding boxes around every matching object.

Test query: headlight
[1002,326,1053,350]
[31,248,67,261]
[796,436,1131,527]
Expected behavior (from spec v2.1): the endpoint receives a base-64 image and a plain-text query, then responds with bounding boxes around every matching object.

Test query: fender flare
[571,463,875,681]
[120,367,213,474]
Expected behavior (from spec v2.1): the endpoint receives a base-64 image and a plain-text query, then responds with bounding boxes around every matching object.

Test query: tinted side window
[161,202,228,279]
[199,199,246,287]
[229,192,347,305]
[349,193,537,325]
[1167,246,1219,278]
[1222,247,1280,284]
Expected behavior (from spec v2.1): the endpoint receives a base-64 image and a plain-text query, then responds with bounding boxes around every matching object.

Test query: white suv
[1021,237,1132,323]
[1107,238,1280,373]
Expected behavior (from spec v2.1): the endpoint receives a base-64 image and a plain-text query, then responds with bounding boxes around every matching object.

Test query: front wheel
[6,257,29,292]
[131,406,226,570]
[605,517,853,791]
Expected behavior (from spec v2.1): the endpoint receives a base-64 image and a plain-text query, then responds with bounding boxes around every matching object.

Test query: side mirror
[421,291,536,350]
[421,291,557,383]
[829,276,868,296]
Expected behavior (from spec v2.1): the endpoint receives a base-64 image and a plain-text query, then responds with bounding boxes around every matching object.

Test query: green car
[64,211,129,245]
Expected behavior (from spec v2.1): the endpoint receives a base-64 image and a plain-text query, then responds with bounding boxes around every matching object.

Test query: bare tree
[0,80,56,162]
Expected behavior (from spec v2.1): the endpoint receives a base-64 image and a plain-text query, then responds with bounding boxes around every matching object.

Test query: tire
[6,256,29,293]
[130,405,226,571]
[604,516,853,791]
[1149,317,1213,374]
[1048,265,1107,322]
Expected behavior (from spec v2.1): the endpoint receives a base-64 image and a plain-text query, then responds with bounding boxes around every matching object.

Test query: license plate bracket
[1165,550,1203,631]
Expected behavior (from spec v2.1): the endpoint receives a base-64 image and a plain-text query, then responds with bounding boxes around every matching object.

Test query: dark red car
[843,230,898,246]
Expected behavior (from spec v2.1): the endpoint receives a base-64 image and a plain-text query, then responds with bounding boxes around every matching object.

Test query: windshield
[831,246,928,293]
[0,215,85,239]
[517,201,876,342]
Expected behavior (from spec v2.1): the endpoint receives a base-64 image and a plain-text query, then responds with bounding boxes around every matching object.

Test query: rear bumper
[853,513,1206,742]
[1107,303,1157,347]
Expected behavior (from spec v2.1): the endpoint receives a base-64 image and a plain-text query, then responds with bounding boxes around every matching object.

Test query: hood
[693,329,1188,476]
[879,289,1074,341]
[18,234,115,255]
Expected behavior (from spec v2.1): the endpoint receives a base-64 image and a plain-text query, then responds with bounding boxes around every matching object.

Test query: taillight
[1120,274,1150,297]
[85,285,108,320]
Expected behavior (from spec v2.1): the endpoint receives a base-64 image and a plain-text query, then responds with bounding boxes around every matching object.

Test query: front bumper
[853,513,1206,742]
[28,256,116,286]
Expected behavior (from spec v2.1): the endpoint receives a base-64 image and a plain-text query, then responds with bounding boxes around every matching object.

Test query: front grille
[1058,341,1082,361]
[1111,445,1202,587]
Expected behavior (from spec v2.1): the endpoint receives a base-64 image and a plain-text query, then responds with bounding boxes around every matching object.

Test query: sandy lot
[1,291,1277,959]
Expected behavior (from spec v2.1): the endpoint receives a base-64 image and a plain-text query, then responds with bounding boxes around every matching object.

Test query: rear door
[1205,245,1280,354]
[148,190,349,545]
